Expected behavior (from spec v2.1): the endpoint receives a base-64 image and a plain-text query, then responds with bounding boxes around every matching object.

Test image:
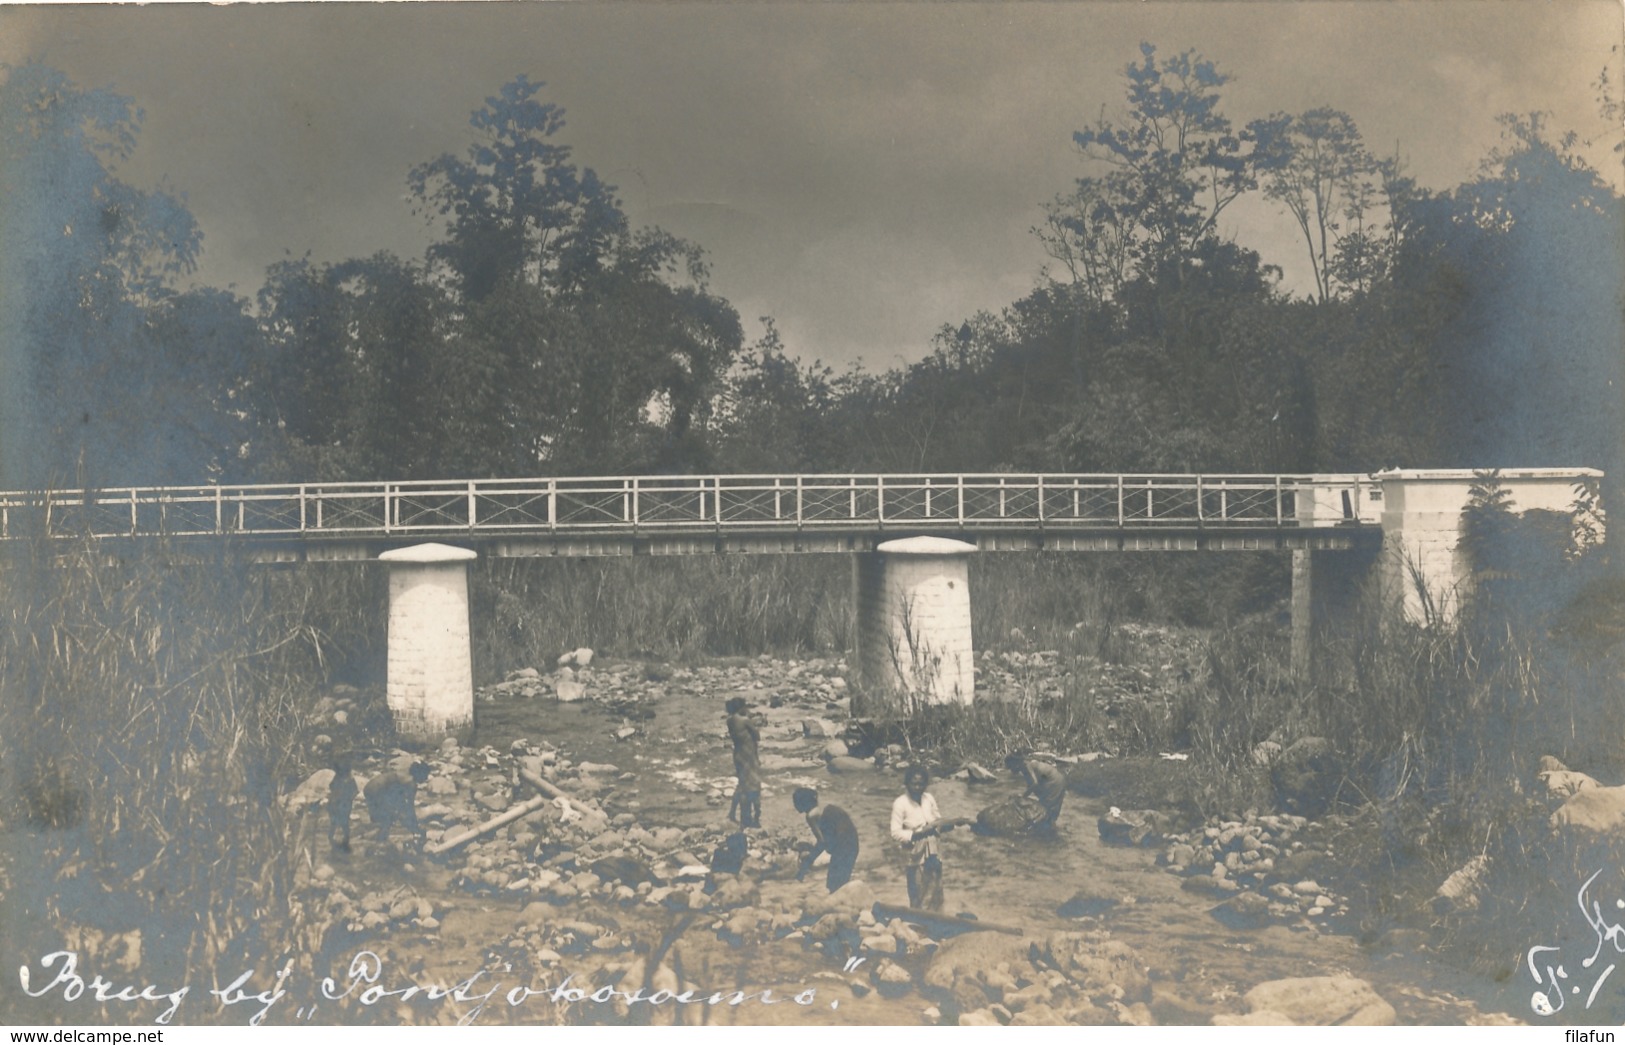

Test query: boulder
[281,769,336,814]
[871,958,913,997]
[1430,854,1489,915]
[1553,785,1625,835]
[802,718,840,739]
[557,648,595,669]
[804,879,875,923]
[977,796,1048,837]
[591,856,660,887]
[1209,891,1272,930]
[1038,932,1149,1002]
[1250,741,1283,768]
[922,932,1032,1013]
[963,763,1000,784]
[1224,975,1396,1026]
[1057,891,1118,919]
[1097,808,1174,847]
[1539,757,1602,798]
[1270,737,1341,817]
[556,679,587,703]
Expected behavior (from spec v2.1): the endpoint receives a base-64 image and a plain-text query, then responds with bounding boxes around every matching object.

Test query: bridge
[0,468,1598,741]
[0,472,1382,557]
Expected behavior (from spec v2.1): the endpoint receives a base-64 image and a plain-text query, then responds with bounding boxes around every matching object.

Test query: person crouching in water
[891,766,961,912]
[1005,751,1067,833]
[725,697,761,829]
[364,760,431,851]
[793,787,859,892]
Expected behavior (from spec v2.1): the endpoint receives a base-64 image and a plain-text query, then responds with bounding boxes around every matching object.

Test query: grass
[4,528,1619,1020]
[0,539,350,1022]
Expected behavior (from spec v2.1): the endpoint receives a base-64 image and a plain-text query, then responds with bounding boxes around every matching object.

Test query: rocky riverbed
[272,648,1533,1027]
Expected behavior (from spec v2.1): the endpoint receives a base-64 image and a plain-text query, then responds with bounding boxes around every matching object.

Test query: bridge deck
[0,473,1383,555]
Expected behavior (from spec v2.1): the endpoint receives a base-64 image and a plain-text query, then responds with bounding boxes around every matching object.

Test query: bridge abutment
[853,536,977,711]
[379,543,478,741]
[1376,469,1599,625]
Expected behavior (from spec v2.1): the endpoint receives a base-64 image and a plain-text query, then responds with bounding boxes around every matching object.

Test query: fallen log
[872,901,1024,937]
[425,794,552,856]
[516,766,574,802]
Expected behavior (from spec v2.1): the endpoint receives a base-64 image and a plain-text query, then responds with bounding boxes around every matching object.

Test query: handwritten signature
[17,949,824,1025]
[1528,868,1625,1016]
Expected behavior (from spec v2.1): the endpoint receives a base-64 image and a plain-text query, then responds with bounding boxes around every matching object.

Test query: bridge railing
[0,473,1378,541]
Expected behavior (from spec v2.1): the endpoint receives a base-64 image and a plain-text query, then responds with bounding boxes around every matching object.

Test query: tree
[263,76,751,480]
[1248,108,1380,302]
[1414,115,1625,487]
[1067,44,1254,292]
[407,75,625,305]
[0,64,207,489]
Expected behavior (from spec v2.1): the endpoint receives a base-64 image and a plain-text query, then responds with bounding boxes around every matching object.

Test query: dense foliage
[4,51,1620,496]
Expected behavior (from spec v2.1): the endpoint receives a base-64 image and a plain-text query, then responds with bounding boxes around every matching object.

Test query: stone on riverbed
[1209,891,1271,930]
[557,647,594,669]
[1057,891,1118,919]
[922,932,1033,1013]
[282,769,335,813]
[1214,975,1396,1026]
[1552,784,1625,836]
[802,718,840,738]
[1097,807,1174,847]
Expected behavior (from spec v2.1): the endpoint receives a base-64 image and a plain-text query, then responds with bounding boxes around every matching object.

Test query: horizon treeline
[2,47,1621,508]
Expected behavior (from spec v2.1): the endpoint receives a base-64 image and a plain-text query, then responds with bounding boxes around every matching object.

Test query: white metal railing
[0,473,1382,542]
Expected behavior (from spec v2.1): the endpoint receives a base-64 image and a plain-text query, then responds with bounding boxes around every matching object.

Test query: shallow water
[457,677,1529,1026]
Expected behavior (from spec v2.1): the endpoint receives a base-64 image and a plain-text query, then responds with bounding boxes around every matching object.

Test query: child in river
[725,697,761,829]
[327,754,358,851]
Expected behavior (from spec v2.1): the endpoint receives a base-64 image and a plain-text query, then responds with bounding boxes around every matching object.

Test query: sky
[3,0,1621,370]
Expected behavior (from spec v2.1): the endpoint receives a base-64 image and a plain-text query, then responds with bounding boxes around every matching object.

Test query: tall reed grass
[0,539,356,1022]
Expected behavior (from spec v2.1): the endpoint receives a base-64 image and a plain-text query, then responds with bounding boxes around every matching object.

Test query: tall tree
[1068,44,1254,292]
[357,77,745,478]
[1248,108,1379,302]
[407,75,624,305]
[0,64,208,489]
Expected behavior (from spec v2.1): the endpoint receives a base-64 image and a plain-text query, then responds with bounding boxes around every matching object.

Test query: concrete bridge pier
[378,543,478,742]
[1376,468,1601,625]
[1289,546,1378,682]
[853,536,978,712]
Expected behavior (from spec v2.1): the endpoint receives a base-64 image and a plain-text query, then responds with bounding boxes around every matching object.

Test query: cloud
[3,1,1616,365]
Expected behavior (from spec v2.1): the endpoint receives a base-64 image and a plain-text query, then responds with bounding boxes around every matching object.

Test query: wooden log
[516,766,573,802]
[872,901,1025,937]
[424,794,552,856]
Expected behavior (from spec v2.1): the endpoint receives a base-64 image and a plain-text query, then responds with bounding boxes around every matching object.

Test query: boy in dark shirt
[725,697,762,829]
[327,755,359,851]
[793,787,860,892]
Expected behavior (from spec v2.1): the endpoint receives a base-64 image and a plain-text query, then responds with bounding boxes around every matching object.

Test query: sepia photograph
[1,0,1622,1030]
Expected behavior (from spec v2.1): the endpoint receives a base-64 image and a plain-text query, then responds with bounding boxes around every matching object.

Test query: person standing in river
[890,766,965,912]
[725,696,762,829]
[327,754,358,852]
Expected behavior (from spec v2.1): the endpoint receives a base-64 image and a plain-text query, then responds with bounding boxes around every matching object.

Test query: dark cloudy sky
[4,1,1620,368]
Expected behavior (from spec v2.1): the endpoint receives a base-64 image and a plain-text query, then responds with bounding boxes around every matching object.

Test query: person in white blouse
[890,765,966,911]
